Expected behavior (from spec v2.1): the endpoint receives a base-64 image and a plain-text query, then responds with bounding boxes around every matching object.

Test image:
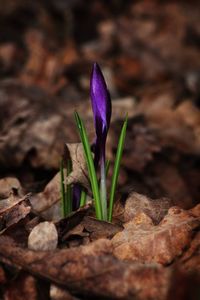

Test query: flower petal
[90,62,111,135]
[90,63,111,166]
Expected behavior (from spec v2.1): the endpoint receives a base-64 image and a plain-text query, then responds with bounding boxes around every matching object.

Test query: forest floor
[0,1,200,299]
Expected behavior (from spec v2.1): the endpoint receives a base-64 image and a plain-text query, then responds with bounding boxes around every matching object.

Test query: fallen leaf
[112,204,200,265]
[30,173,61,214]
[29,143,90,217]
[179,231,200,273]
[64,143,89,189]
[110,116,161,172]
[0,177,23,199]
[151,162,193,209]
[0,195,31,233]
[124,192,174,224]
[0,236,172,300]
[82,216,123,240]
[0,265,6,284]
[61,223,87,242]
[4,272,37,300]
[0,81,80,170]
[56,205,91,241]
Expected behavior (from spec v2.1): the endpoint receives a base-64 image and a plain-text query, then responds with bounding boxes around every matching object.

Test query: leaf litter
[0,1,200,299]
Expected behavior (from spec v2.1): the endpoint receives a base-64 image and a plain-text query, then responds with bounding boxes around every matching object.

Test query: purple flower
[72,184,81,210]
[90,63,111,167]
[90,62,111,220]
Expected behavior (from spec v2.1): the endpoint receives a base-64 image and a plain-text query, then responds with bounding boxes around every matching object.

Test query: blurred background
[0,0,199,208]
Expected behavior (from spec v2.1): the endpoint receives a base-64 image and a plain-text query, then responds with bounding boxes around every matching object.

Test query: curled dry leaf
[124,192,174,224]
[0,195,31,233]
[64,143,89,188]
[0,236,172,300]
[0,177,23,199]
[179,231,200,273]
[30,143,89,216]
[0,177,25,213]
[112,204,200,265]
[56,205,91,241]
[41,202,62,222]
[30,173,60,214]
[28,222,58,251]
[61,223,87,242]
[0,81,80,169]
[139,97,200,155]
[82,216,123,240]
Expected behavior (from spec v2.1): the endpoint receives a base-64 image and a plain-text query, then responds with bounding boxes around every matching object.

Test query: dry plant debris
[0,1,200,299]
[112,204,200,265]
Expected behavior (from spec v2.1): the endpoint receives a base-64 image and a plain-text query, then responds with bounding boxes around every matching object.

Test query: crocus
[90,63,111,220]
[72,184,81,211]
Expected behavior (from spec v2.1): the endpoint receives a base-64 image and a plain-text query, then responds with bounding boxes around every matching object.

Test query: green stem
[74,112,102,220]
[108,116,128,222]
[100,154,107,221]
[60,159,66,218]
[66,159,72,214]
[80,189,87,207]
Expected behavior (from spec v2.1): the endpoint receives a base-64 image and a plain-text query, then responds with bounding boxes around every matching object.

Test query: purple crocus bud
[90,62,111,166]
[90,62,112,220]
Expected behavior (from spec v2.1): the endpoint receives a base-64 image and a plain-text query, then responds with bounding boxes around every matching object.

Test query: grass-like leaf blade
[74,111,102,220]
[108,116,128,222]
[80,188,87,207]
[106,159,110,176]
[60,159,66,217]
[66,159,72,214]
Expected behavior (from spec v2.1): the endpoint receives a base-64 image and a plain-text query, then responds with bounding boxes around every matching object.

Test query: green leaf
[108,116,128,222]
[60,158,73,218]
[80,188,87,207]
[60,159,66,217]
[66,159,72,214]
[106,159,110,176]
[74,111,102,220]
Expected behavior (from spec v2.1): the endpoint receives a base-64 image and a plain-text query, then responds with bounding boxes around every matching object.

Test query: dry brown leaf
[30,172,60,214]
[0,81,80,169]
[4,272,38,300]
[0,265,6,284]
[178,231,200,273]
[0,193,27,214]
[64,143,89,188]
[112,204,200,265]
[139,97,200,155]
[30,143,89,216]
[0,195,31,233]
[61,223,87,242]
[56,205,91,243]
[0,177,25,214]
[110,116,161,172]
[151,162,193,209]
[124,192,174,224]
[0,236,172,300]
[82,216,123,240]
[0,177,23,199]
